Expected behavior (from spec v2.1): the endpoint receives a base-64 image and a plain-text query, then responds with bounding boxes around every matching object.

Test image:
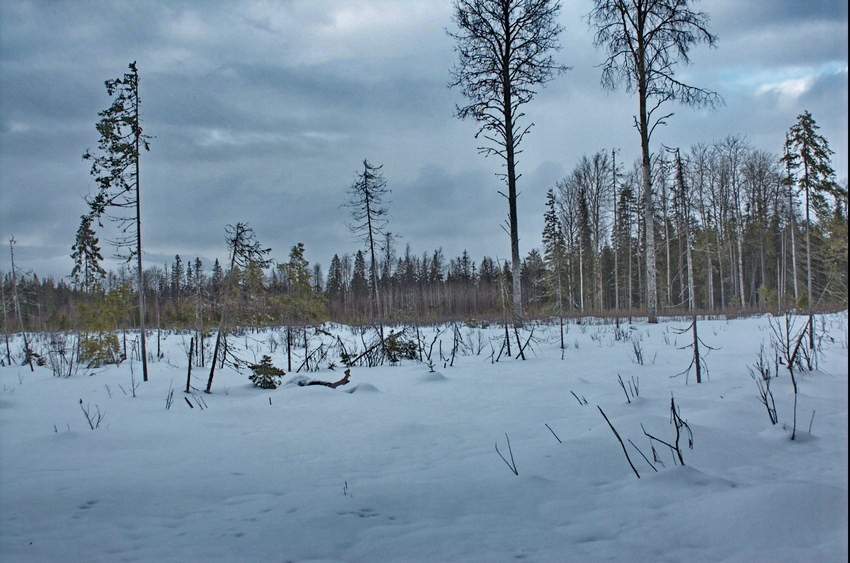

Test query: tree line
[2,0,846,357]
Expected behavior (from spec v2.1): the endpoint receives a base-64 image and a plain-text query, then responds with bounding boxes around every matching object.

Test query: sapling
[769,313,808,439]
[598,406,640,478]
[79,399,106,429]
[248,355,286,389]
[672,317,716,384]
[495,433,519,476]
[749,346,778,425]
[642,395,693,466]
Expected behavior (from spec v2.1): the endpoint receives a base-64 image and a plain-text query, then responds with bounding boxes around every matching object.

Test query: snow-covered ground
[1,313,847,562]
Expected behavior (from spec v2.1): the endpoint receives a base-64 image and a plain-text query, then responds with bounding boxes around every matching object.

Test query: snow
[1,313,847,562]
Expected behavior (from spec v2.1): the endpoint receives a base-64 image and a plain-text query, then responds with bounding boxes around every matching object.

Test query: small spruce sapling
[248,355,286,389]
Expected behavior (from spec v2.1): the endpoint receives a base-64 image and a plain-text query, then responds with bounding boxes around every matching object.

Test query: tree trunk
[639,79,658,323]
[134,80,148,382]
[804,161,814,349]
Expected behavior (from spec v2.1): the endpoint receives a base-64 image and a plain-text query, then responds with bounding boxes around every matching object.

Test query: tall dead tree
[589,0,722,323]
[206,223,271,393]
[345,159,390,343]
[449,0,568,323]
[8,237,33,371]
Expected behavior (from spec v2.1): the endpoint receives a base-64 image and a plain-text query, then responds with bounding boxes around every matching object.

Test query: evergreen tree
[326,254,345,301]
[82,61,152,380]
[279,243,326,326]
[71,214,106,293]
[351,250,369,305]
[346,160,390,333]
[207,223,271,393]
[542,188,568,316]
[782,110,844,346]
[171,255,184,304]
[211,259,224,297]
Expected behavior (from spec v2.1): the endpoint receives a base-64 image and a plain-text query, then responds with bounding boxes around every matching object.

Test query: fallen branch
[301,369,352,389]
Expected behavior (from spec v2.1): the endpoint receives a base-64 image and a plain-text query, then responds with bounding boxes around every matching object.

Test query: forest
[3,125,847,335]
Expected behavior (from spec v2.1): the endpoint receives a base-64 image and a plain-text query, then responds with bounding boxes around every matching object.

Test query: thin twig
[598,406,640,478]
[495,433,519,475]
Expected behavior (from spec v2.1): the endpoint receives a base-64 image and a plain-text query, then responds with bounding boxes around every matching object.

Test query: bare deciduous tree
[449,0,568,322]
[589,0,722,322]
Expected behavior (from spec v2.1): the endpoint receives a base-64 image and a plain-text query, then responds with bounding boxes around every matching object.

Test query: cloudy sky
[1,0,847,280]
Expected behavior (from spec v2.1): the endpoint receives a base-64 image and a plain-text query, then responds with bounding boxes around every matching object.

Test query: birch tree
[589,0,722,322]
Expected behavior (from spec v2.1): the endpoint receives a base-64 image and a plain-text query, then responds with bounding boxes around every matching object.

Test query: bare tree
[589,0,722,322]
[345,159,390,342]
[449,0,568,322]
[206,223,271,393]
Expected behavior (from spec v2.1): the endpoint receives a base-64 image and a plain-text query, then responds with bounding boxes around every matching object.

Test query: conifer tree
[542,188,568,342]
[71,214,106,293]
[346,160,390,338]
[350,250,369,309]
[206,223,271,393]
[82,61,151,380]
[326,254,345,302]
[782,110,844,346]
[279,243,326,326]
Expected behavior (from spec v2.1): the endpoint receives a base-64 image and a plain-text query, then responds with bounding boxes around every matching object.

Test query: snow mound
[417,371,448,382]
[343,383,380,393]
[283,375,312,387]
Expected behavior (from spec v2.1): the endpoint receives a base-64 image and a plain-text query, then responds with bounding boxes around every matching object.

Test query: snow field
[1,313,847,562]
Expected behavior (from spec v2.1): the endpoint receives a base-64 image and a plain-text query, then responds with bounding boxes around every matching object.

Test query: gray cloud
[1,0,846,280]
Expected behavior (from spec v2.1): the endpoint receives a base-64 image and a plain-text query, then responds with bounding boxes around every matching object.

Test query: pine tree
[206,223,271,393]
[279,243,326,326]
[346,160,390,334]
[326,254,345,302]
[350,250,369,308]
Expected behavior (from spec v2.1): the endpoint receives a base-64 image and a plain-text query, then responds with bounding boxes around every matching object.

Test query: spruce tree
[782,110,844,346]
[346,160,390,337]
[542,188,568,327]
[71,214,106,293]
[82,61,151,380]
